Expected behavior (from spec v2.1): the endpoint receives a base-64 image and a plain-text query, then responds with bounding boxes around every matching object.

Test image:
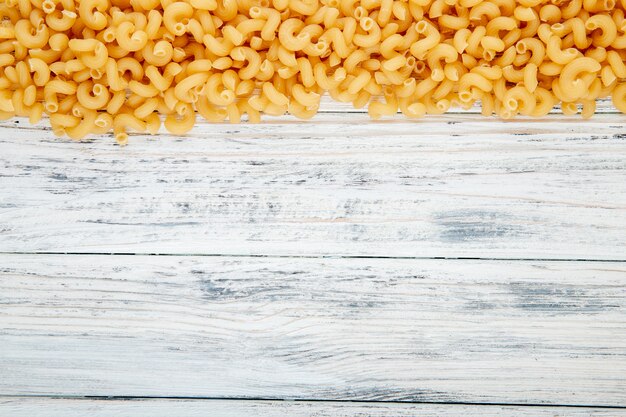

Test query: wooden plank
[1,254,624,405]
[1,398,625,417]
[1,113,625,259]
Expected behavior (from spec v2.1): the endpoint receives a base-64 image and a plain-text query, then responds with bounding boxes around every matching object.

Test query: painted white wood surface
[1,253,624,405]
[2,398,625,417]
[1,113,625,259]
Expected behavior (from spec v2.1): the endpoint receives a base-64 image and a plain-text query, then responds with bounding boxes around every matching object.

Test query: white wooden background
[1,104,625,416]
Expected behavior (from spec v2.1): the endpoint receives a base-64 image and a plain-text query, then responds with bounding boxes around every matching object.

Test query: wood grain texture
[1,254,625,405]
[1,113,625,259]
[1,398,625,417]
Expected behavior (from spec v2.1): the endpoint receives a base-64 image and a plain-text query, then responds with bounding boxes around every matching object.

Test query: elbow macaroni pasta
[1,0,626,143]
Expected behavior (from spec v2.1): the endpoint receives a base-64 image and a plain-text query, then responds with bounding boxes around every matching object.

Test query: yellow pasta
[0,0,625,143]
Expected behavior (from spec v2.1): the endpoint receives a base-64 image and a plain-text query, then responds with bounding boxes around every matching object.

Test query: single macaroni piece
[1,0,625,143]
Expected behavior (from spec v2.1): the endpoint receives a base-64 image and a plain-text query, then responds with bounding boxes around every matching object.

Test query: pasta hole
[115,132,129,145]
[45,102,58,113]
[174,23,186,35]
[42,0,56,13]
[360,17,374,31]
[90,69,103,79]
[354,6,366,19]
[436,99,450,111]
[93,84,105,96]
[506,98,518,110]
[249,6,261,16]
[459,91,472,102]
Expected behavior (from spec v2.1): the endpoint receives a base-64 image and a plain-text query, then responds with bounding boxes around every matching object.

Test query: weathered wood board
[1,254,624,405]
[1,113,625,259]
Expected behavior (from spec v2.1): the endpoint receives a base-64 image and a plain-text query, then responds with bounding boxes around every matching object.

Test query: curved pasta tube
[292,84,320,108]
[165,103,196,135]
[203,34,235,57]
[426,43,458,82]
[116,21,148,51]
[458,73,492,102]
[551,18,590,49]
[128,79,160,97]
[262,81,289,106]
[44,79,77,113]
[65,108,98,140]
[319,27,350,58]
[290,0,319,15]
[45,9,77,31]
[69,39,108,69]
[14,19,49,49]
[250,6,281,40]
[78,0,108,30]
[353,17,381,47]
[612,83,626,114]
[558,57,601,100]
[141,40,174,66]
[112,113,146,145]
[503,86,536,115]
[529,87,555,116]
[410,20,441,59]
[27,58,50,86]
[585,14,617,48]
[278,18,312,51]
[76,80,110,109]
[546,35,580,65]
[515,37,546,66]
[189,0,217,9]
[230,46,262,80]
[163,2,193,36]
[204,73,236,106]
[175,72,209,103]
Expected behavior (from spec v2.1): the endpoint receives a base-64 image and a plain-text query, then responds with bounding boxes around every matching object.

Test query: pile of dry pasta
[1,0,626,143]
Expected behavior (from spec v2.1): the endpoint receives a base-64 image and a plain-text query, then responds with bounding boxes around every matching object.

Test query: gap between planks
[1,396,626,417]
[1,251,626,263]
[3,394,626,409]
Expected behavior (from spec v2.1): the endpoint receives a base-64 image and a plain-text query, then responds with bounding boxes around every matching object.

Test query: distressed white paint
[1,398,625,417]
[1,254,625,405]
[2,107,625,412]
[1,113,625,259]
